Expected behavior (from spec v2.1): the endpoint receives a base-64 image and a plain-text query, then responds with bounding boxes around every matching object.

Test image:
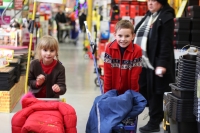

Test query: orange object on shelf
[97,42,106,58]
[130,1,140,18]
[139,2,148,16]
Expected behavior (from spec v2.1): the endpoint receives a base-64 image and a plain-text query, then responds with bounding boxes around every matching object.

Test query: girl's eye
[43,49,47,51]
[50,50,55,52]
[126,35,130,37]
[118,35,122,37]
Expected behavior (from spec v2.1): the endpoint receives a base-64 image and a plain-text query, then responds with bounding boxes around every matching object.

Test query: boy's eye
[126,35,130,37]
[118,35,122,37]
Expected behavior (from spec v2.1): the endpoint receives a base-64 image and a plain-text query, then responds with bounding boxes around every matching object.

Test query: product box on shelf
[0,75,25,113]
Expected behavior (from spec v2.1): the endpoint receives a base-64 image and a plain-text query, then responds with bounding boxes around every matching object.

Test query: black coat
[135,4,175,93]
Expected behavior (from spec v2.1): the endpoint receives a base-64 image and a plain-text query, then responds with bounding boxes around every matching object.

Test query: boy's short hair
[35,35,59,60]
[115,20,134,34]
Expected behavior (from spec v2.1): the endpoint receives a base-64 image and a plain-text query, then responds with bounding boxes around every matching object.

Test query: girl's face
[41,48,56,65]
[114,28,135,48]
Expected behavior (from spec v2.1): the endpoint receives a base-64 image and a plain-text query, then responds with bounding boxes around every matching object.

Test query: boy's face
[114,28,135,48]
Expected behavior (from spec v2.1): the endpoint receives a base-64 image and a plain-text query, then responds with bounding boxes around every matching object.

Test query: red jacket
[12,98,77,133]
[104,40,142,94]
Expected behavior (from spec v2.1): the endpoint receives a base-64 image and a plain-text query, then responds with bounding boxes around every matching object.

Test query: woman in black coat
[134,0,175,132]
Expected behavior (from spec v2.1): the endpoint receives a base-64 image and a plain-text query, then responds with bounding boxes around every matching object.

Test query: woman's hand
[36,74,45,86]
[52,84,61,92]
[155,66,166,77]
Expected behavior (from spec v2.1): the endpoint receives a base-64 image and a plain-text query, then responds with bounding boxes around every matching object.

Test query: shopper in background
[28,35,66,98]
[78,9,87,32]
[64,12,71,39]
[70,11,79,45]
[134,0,175,132]
[104,20,142,95]
[55,6,67,43]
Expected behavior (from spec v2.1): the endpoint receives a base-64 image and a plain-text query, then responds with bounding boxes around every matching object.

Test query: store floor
[0,33,164,133]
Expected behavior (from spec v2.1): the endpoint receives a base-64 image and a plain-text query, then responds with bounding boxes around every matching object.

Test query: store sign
[14,0,23,10]
[0,0,2,6]
[36,0,63,4]
[0,0,14,9]
[0,16,10,25]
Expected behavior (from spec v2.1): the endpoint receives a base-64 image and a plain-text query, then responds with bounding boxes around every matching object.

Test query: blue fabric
[86,90,147,133]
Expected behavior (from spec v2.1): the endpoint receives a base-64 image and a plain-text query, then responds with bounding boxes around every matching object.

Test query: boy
[104,20,142,94]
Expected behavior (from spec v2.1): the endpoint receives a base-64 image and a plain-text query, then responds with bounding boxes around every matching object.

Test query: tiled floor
[0,33,164,133]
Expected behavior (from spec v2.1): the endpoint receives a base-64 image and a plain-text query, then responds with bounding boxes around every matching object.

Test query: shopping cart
[84,21,138,133]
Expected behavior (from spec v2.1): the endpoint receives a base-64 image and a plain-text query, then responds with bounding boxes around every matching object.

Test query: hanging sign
[36,0,63,4]
[14,0,23,10]
[0,0,2,6]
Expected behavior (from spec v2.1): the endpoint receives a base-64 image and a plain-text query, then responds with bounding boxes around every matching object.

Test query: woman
[134,0,175,132]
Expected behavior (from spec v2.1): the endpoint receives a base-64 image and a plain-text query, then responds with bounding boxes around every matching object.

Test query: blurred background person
[55,6,67,43]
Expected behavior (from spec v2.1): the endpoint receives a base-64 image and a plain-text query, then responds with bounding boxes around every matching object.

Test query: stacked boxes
[173,18,191,49]
[187,6,200,47]
[168,54,197,133]
[0,76,25,113]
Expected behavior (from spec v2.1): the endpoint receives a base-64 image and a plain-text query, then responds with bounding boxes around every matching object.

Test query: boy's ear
[132,33,135,40]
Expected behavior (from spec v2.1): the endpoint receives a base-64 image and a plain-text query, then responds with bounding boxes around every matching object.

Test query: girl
[28,35,66,98]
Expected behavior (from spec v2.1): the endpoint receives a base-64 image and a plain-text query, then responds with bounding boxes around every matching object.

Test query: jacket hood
[159,3,175,22]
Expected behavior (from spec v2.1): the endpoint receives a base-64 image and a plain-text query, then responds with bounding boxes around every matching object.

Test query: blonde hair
[115,20,134,34]
[35,35,59,60]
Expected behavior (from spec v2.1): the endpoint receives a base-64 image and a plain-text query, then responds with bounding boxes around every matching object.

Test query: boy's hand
[52,84,61,92]
[36,74,45,86]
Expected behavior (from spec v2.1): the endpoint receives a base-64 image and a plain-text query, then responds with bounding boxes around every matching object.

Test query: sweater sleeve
[28,61,42,90]
[103,46,112,93]
[156,19,174,68]
[54,66,67,95]
[131,45,142,92]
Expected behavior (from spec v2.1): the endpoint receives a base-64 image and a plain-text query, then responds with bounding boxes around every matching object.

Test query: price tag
[0,57,9,68]
[0,49,14,60]
[3,49,14,60]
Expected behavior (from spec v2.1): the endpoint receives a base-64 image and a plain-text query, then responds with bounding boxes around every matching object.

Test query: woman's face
[147,0,162,13]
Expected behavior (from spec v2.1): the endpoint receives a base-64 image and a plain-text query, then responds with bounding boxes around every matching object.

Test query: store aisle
[0,33,163,133]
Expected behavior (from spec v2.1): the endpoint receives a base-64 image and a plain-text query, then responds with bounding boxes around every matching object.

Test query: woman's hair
[35,35,59,60]
[115,20,134,34]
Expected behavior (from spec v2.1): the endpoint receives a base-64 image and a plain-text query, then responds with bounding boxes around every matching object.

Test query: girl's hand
[52,84,61,92]
[36,74,45,86]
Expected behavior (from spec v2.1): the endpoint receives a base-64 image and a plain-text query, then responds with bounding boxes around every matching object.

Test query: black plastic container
[168,93,196,122]
[169,118,197,133]
[170,83,194,99]
[0,67,15,79]
[179,54,197,64]
[191,30,200,42]
[173,41,190,49]
[188,5,200,11]
[191,18,200,30]
[178,60,196,67]
[174,18,191,30]
[174,29,190,42]
[187,6,200,18]
[188,0,199,6]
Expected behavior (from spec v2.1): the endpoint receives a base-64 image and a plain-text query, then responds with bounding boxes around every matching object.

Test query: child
[28,35,66,98]
[104,20,142,94]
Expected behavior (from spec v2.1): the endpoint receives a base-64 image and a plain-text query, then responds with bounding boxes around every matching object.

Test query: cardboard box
[0,76,25,113]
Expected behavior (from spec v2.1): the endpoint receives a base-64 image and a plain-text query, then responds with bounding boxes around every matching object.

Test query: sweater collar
[109,40,134,52]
